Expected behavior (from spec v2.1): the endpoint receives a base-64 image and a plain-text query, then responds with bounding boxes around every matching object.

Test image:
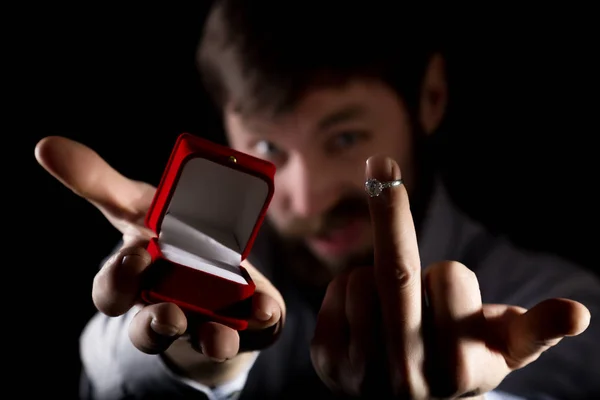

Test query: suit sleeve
[467,234,600,400]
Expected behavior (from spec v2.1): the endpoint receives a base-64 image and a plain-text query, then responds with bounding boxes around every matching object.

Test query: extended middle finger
[365,155,425,397]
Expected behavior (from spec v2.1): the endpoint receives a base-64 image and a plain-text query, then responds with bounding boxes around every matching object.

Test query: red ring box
[140,133,275,330]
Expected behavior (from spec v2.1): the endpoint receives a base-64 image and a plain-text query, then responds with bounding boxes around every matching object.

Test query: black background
[16,4,599,397]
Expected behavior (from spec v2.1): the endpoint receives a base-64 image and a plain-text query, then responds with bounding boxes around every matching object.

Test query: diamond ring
[365,178,404,197]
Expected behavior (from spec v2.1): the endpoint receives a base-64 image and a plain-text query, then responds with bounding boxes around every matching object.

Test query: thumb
[35,136,156,236]
[506,298,590,369]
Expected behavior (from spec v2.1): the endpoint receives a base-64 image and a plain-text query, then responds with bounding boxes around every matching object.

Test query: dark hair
[197,1,446,118]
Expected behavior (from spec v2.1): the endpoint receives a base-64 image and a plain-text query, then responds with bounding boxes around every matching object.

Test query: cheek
[266,185,288,221]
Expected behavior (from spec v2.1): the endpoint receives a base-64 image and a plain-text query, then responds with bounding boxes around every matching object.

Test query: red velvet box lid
[145,133,276,268]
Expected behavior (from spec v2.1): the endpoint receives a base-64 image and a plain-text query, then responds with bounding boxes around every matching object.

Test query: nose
[278,154,341,218]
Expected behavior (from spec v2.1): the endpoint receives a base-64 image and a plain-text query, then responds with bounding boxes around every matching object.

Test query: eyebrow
[317,104,366,131]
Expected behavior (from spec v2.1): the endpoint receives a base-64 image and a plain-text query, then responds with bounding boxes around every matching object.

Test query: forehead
[225,80,403,136]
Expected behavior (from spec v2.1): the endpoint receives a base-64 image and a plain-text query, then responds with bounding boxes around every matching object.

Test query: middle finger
[366,155,425,397]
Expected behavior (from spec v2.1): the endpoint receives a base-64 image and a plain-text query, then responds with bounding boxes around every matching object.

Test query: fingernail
[255,308,273,322]
[150,319,179,337]
[366,155,398,180]
[121,254,145,269]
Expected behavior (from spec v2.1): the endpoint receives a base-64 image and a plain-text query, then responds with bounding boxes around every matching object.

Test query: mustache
[279,192,370,238]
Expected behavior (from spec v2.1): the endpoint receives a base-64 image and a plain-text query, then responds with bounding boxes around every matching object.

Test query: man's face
[225,79,416,271]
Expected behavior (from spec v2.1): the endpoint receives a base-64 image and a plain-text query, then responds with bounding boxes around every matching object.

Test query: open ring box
[141,133,276,330]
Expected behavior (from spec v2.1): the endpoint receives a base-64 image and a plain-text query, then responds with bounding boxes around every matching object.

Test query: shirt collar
[417,177,485,268]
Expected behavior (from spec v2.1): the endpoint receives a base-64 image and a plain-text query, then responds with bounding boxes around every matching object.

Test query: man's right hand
[35,136,286,387]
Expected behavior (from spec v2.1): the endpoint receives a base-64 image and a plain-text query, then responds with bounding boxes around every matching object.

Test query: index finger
[92,243,153,316]
[365,155,425,394]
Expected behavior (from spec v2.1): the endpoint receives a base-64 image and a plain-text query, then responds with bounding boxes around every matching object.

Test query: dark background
[18,4,598,398]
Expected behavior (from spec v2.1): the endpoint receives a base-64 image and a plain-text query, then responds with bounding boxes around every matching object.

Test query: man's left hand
[310,155,591,399]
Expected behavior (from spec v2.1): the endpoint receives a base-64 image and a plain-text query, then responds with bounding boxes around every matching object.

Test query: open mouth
[306,216,367,258]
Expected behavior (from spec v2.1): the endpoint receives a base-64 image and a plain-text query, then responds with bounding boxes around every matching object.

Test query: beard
[268,189,376,284]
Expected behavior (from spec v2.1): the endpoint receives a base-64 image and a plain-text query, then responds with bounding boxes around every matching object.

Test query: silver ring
[365,178,403,197]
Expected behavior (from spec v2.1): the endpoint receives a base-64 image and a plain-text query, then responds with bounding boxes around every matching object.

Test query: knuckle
[91,270,119,316]
[378,258,420,290]
[92,247,149,316]
[129,306,177,354]
[395,263,420,287]
[428,260,477,287]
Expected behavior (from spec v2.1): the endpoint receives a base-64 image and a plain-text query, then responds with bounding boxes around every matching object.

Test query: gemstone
[365,178,383,197]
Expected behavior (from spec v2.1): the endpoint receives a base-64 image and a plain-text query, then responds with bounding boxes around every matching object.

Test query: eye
[326,131,368,153]
[254,140,284,160]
